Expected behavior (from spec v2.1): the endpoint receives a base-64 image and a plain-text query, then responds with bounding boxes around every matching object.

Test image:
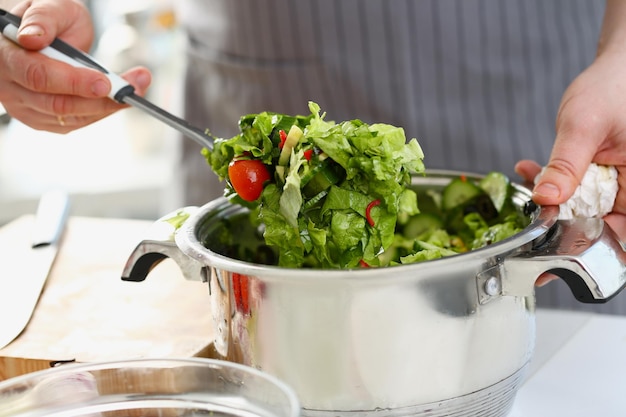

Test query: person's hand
[0,0,152,133]
[514,43,626,286]
[515,47,626,240]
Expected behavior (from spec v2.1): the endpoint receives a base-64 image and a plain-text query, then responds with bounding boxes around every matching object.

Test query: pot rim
[176,169,559,282]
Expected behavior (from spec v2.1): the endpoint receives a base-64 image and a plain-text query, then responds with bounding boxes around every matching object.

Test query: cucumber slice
[303,189,329,210]
[302,162,345,197]
[300,159,327,186]
[479,171,511,212]
[403,213,444,239]
[441,177,485,211]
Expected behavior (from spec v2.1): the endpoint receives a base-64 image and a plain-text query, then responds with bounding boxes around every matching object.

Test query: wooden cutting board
[0,215,215,381]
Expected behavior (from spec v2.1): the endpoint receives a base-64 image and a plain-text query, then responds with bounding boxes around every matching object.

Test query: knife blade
[0,190,70,349]
[0,8,214,151]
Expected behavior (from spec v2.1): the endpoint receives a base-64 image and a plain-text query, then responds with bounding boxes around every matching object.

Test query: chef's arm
[597,0,626,55]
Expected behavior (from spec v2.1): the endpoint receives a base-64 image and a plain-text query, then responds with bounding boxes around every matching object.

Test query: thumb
[533,128,598,207]
[533,162,583,206]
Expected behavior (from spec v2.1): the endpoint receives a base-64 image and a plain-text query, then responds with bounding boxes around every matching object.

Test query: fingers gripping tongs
[0,8,213,150]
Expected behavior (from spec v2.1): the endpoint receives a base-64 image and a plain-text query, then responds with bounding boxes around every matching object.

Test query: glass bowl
[0,358,300,417]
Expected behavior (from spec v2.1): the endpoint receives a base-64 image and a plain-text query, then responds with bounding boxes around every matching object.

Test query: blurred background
[0,0,186,225]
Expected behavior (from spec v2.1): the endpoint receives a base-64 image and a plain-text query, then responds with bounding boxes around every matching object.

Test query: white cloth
[536,164,618,220]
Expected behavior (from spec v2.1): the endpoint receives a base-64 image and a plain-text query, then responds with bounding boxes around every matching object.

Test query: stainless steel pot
[121,170,626,417]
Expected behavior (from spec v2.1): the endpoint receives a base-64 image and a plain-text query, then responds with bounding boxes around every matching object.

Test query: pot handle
[121,207,207,283]
[493,218,626,303]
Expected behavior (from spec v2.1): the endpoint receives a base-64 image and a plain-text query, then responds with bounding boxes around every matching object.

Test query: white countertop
[510,308,626,416]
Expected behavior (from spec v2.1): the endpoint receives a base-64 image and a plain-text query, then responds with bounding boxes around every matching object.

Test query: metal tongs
[0,8,213,150]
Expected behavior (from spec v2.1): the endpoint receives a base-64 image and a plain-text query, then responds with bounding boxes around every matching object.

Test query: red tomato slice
[228,159,271,201]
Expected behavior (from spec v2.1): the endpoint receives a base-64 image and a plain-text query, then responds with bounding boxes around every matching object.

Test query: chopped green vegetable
[441,177,484,210]
[391,173,528,263]
[479,171,512,212]
[164,210,191,229]
[202,102,528,269]
[203,102,424,268]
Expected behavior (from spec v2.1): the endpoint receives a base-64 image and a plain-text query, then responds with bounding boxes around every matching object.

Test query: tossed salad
[201,102,528,269]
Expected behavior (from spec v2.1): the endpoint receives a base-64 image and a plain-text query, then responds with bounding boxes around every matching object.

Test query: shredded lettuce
[204,102,425,268]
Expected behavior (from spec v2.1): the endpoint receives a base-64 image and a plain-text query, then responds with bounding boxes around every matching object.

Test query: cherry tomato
[228,159,271,201]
